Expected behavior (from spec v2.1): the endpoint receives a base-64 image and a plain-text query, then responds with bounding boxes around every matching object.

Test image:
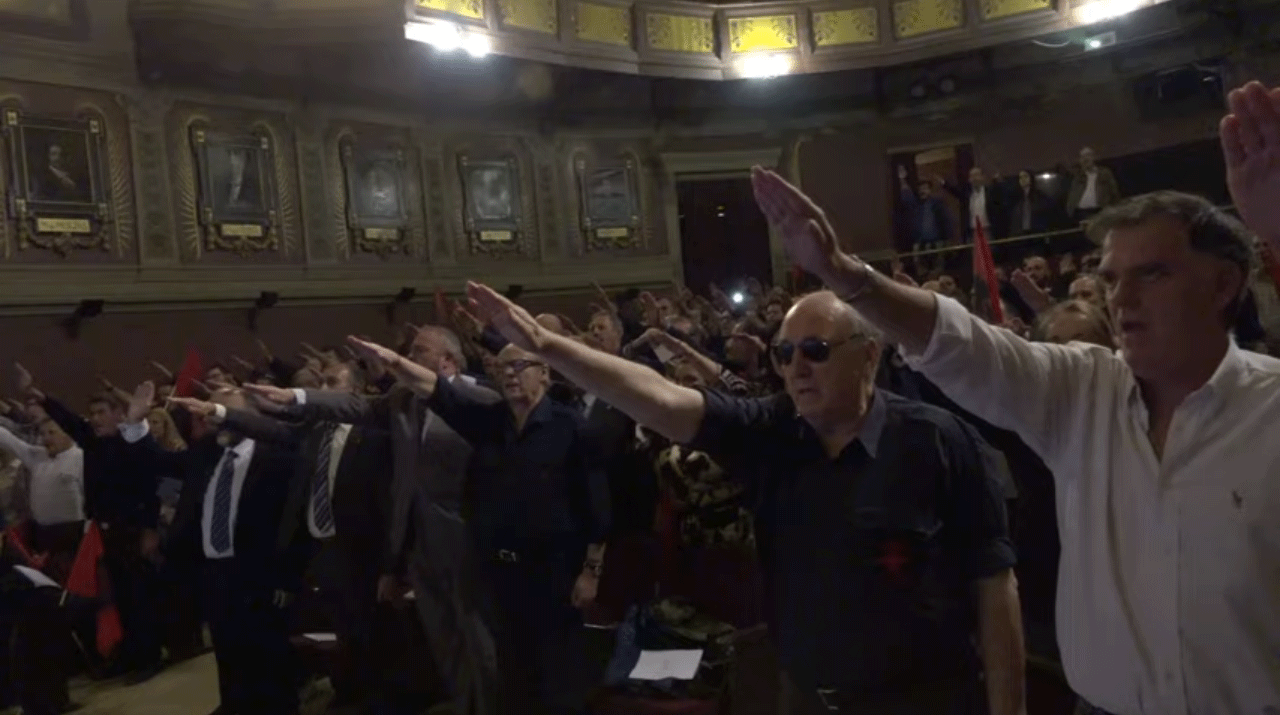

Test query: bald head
[534,313,567,335]
[775,291,882,433]
[784,291,880,343]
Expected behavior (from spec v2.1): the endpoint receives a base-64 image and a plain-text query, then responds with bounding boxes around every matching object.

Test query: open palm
[750,167,840,280]
[465,282,544,352]
[1222,81,1280,245]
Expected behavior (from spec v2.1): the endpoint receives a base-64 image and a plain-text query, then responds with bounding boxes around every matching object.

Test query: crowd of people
[0,79,1277,715]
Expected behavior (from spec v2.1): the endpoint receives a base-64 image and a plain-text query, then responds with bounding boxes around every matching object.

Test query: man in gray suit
[246,325,500,715]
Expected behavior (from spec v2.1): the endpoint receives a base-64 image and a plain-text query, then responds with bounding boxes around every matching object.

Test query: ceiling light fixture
[404,20,490,58]
[1075,0,1142,25]
[740,54,791,79]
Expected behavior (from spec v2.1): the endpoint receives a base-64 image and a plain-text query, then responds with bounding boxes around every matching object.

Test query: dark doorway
[676,176,773,296]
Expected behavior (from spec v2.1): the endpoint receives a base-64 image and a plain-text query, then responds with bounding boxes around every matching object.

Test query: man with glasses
[735,82,1280,715]
[330,339,610,715]
[449,284,1024,715]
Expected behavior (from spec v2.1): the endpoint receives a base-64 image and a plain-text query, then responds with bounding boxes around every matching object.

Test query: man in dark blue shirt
[457,282,1025,715]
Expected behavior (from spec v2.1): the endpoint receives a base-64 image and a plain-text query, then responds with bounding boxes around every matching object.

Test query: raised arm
[749,167,1098,459]
[169,397,303,447]
[464,284,706,444]
[240,383,393,429]
[0,423,45,467]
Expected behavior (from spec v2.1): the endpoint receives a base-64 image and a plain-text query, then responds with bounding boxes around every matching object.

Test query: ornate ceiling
[126,0,1171,80]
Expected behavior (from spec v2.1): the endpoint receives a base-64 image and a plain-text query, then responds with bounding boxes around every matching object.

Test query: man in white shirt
[941,166,1006,243]
[740,79,1280,715]
[0,419,83,579]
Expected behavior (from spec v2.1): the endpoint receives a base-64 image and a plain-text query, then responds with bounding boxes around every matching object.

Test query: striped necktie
[209,451,237,553]
[311,425,336,534]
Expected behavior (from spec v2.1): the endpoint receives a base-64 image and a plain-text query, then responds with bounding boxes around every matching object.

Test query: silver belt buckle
[816,688,839,712]
[497,549,519,563]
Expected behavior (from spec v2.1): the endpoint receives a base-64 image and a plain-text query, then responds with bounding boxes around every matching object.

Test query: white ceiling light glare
[403,20,490,58]
[740,54,791,79]
[1075,0,1143,26]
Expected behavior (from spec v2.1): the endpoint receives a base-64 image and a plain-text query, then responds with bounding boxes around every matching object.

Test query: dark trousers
[159,560,206,661]
[203,557,298,715]
[324,539,381,705]
[101,523,162,669]
[0,584,74,715]
[480,551,591,715]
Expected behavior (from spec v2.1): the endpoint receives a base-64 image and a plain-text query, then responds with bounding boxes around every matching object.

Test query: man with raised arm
[451,282,1023,715]
[743,82,1279,715]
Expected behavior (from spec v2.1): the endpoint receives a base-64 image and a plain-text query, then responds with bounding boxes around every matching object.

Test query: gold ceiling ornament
[415,0,484,21]
[812,7,879,46]
[728,14,799,53]
[893,0,963,38]
[499,0,558,34]
[980,0,1052,20]
[575,1,632,46]
[646,12,715,53]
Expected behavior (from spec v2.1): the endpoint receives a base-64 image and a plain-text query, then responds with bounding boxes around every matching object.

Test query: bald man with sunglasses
[458,282,1024,715]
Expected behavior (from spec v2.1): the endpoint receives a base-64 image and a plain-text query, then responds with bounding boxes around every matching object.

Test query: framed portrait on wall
[575,156,640,251]
[2,107,111,255]
[459,155,522,245]
[341,141,409,255]
[190,126,278,254]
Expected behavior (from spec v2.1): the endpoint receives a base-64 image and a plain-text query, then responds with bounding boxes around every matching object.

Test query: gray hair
[419,324,467,368]
[1087,190,1252,323]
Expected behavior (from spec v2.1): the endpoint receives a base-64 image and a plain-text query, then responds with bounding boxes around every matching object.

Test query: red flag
[971,222,1003,323]
[4,521,47,570]
[66,522,123,657]
[173,348,203,398]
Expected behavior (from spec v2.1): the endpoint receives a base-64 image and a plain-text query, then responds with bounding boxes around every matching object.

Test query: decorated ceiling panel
[127,0,1158,78]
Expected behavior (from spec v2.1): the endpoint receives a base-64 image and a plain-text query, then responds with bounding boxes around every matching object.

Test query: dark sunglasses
[771,335,859,366]
[501,359,545,373]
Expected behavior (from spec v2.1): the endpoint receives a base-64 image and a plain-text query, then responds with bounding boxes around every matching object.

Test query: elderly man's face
[773,294,879,430]
[496,345,549,405]
[321,364,357,392]
[1069,276,1104,308]
[409,331,453,373]
[587,312,622,354]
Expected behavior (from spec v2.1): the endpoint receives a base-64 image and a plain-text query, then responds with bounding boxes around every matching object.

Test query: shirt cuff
[212,404,227,421]
[967,537,1018,580]
[292,388,307,405]
[900,295,973,368]
[118,420,151,444]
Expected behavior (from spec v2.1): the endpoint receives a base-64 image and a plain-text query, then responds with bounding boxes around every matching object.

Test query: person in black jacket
[18,365,163,683]
[127,384,301,715]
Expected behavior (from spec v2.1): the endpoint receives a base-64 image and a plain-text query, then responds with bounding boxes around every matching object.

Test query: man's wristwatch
[839,259,878,303]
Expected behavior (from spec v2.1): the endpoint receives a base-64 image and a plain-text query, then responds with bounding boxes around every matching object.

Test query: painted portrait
[465,162,516,223]
[583,165,635,227]
[21,125,93,204]
[343,146,407,225]
[193,130,274,223]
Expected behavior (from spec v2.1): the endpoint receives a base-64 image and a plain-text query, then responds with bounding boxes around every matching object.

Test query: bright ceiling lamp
[740,54,791,79]
[404,20,490,57]
[1075,0,1143,25]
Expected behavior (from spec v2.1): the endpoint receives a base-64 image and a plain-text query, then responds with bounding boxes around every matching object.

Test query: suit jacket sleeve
[221,408,304,447]
[301,389,394,429]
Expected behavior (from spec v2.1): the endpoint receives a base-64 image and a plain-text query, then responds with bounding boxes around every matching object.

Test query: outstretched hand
[750,167,843,281]
[1010,270,1053,314]
[465,282,547,353]
[1222,81,1280,246]
[241,383,298,412]
[346,336,436,395]
[126,382,155,424]
[167,396,218,417]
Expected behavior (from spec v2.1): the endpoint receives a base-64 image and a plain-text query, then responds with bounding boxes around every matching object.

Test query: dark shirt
[42,398,159,530]
[427,377,610,556]
[691,388,1014,692]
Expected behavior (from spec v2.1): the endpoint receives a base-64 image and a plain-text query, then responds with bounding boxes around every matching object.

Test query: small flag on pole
[972,222,1004,323]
